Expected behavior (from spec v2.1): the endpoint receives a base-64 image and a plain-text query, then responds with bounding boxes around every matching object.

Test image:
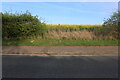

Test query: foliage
[2,11,46,39]
[103,11,120,39]
[2,10,119,40]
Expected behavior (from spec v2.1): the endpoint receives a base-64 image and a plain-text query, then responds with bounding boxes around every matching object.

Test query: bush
[103,11,120,39]
[2,11,46,39]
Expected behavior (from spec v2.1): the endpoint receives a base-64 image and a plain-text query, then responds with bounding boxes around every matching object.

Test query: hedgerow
[2,11,46,39]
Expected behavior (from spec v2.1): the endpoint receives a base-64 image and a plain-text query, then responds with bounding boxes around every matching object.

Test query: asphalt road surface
[2,55,118,78]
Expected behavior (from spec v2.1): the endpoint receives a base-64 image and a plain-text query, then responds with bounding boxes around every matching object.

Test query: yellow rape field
[46,24,102,28]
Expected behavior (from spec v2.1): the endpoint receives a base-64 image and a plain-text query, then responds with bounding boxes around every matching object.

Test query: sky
[1,0,119,2]
[2,2,118,24]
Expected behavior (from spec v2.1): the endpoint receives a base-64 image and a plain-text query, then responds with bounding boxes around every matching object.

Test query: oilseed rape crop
[46,24,103,32]
[47,24,102,28]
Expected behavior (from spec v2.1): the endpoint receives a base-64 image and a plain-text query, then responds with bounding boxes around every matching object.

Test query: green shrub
[103,11,120,39]
[2,11,46,39]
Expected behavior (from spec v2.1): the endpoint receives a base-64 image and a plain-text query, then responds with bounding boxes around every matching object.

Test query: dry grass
[44,30,95,40]
[44,30,115,40]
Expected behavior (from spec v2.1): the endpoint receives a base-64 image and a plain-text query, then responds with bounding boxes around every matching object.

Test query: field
[3,24,119,46]
[41,24,114,40]
[46,24,102,29]
[46,24,102,32]
[2,11,119,46]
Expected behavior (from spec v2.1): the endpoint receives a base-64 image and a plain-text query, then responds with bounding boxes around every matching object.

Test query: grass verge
[2,39,119,46]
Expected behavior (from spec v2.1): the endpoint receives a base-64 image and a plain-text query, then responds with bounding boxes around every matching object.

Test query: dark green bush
[2,11,46,39]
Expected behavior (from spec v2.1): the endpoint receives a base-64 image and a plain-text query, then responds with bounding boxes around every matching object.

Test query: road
[2,55,118,78]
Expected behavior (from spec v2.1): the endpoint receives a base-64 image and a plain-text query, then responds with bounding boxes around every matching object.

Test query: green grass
[2,38,119,46]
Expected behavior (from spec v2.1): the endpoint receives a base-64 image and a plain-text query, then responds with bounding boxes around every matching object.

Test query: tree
[103,11,120,39]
